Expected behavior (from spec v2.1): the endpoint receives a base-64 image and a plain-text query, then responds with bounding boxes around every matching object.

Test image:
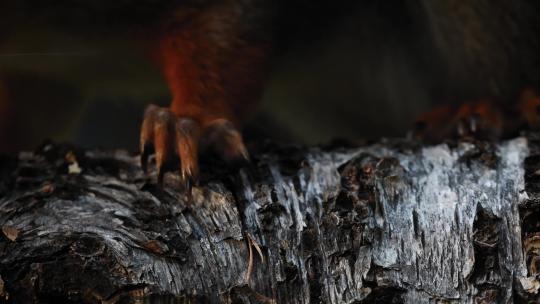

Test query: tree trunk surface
[0,136,539,303]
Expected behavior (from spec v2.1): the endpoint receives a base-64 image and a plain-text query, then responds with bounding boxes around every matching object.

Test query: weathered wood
[0,136,539,303]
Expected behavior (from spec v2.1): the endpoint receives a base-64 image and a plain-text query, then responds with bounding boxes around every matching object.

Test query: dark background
[1,0,539,152]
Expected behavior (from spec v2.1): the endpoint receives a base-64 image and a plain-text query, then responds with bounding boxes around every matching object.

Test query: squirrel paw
[139,104,248,190]
[412,101,503,143]
[453,101,503,140]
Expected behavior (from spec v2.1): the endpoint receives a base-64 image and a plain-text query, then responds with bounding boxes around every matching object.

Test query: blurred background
[1,0,540,152]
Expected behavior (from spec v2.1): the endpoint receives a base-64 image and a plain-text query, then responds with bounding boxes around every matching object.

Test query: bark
[0,136,539,303]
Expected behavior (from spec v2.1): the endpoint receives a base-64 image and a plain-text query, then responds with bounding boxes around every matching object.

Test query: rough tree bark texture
[0,136,539,303]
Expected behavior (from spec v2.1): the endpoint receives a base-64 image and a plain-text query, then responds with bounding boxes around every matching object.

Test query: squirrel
[2,0,540,190]
[137,1,540,188]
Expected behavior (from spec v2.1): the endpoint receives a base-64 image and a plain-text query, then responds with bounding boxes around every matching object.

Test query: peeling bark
[0,137,539,303]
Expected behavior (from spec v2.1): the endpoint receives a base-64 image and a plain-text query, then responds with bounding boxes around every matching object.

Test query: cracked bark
[0,136,539,303]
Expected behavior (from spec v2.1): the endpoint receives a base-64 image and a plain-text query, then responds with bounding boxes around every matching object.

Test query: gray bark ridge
[0,137,538,303]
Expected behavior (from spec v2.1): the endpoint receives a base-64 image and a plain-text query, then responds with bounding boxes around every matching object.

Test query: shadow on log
[0,136,539,303]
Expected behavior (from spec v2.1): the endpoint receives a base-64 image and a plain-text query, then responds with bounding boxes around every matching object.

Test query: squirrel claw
[139,104,249,191]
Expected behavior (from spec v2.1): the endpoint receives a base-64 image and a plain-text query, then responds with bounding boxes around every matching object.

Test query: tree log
[0,136,539,303]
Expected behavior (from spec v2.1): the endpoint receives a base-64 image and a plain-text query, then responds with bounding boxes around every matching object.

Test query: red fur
[155,4,268,127]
